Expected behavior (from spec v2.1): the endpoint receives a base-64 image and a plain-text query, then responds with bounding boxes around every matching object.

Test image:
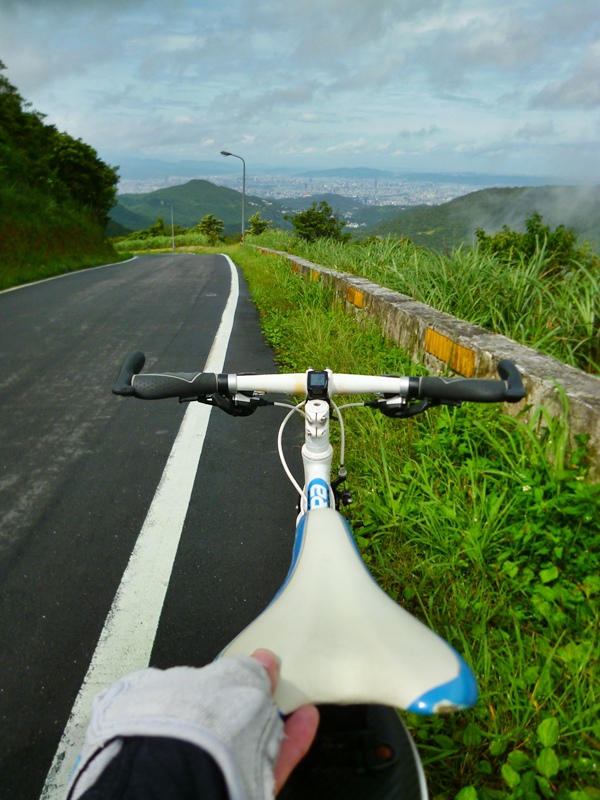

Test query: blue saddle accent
[408,654,478,714]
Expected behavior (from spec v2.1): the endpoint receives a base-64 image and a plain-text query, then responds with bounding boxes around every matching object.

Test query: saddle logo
[308,478,329,509]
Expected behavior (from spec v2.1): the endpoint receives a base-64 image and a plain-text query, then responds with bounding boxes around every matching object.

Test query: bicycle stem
[301,400,334,513]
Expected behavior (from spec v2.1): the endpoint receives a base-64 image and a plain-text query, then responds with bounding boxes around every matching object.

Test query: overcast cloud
[0,0,598,179]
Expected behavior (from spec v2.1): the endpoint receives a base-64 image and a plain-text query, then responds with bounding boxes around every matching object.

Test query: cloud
[326,138,370,153]
[249,0,444,61]
[0,0,147,8]
[515,121,556,140]
[0,0,597,179]
[396,125,440,139]
[210,81,323,123]
[531,40,600,109]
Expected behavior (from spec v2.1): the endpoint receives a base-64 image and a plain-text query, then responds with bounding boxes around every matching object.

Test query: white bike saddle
[220,509,477,715]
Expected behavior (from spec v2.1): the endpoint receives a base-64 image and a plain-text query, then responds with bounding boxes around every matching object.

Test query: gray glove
[68,656,284,800]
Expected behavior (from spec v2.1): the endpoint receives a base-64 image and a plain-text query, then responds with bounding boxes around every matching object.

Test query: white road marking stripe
[41,255,239,799]
[0,257,138,295]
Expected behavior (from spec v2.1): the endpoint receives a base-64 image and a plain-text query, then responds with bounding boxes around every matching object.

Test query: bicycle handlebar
[112,351,218,399]
[407,360,525,403]
[113,352,525,405]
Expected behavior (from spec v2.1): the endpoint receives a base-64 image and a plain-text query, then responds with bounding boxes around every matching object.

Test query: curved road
[0,254,300,799]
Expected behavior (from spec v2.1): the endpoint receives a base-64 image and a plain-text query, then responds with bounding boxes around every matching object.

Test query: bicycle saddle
[220,509,477,715]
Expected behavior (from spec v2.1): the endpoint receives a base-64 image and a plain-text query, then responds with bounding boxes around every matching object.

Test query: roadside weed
[247,231,600,374]
[232,246,600,800]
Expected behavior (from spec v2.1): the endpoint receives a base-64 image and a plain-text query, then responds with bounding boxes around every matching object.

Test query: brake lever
[180,392,272,417]
[369,396,460,418]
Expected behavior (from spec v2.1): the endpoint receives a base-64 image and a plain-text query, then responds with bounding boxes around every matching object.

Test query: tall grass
[0,182,121,290]
[228,245,600,800]
[248,231,600,374]
[112,231,213,252]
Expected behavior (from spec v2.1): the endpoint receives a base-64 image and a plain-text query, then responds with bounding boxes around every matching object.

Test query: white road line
[0,257,138,295]
[41,255,239,799]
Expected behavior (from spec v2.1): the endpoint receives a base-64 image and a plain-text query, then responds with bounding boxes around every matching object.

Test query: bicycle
[113,353,526,799]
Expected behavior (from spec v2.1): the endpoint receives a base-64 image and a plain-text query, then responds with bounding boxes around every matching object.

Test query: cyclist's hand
[251,649,319,794]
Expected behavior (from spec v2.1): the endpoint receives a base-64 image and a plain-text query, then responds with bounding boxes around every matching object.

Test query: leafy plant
[284,200,350,242]
[194,214,225,244]
[475,212,597,275]
[247,211,270,236]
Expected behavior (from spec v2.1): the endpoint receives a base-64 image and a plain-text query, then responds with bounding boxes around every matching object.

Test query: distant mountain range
[108,156,567,186]
[108,179,600,252]
[108,181,401,236]
[294,167,564,186]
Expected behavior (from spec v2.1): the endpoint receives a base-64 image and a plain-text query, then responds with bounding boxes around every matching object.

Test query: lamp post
[220,150,245,243]
[160,200,175,250]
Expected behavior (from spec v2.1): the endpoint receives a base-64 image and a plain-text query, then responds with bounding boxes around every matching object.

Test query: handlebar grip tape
[131,372,218,400]
[112,351,218,399]
[409,360,525,404]
[413,377,509,402]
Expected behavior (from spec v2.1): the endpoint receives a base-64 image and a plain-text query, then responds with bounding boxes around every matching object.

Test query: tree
[0,60,56,188]
[475,212,595,274]
[196,214,224,244]
[0,60,118,226]
[247,211,270,236]
[285,201,349,242]
[50,132,119,226]
[126,217,168,240]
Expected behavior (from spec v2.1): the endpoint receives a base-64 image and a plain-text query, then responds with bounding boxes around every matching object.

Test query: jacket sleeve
[76,735,230,800]
[66,659,284,800]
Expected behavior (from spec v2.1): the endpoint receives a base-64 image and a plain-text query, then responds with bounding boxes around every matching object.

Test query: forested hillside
[373,185,600,252]
[110,182,401,236]
[0,61,119,289]
[111,178,600,254]
[111,180,285,235]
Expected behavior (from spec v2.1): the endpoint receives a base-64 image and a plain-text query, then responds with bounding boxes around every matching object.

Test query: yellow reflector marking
[346,286,364,308]
[425,329,475,377]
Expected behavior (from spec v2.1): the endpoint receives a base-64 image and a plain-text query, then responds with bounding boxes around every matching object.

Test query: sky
[1,0,599,181]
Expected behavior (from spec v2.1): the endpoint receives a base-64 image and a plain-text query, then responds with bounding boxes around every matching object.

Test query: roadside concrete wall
[257,247,600,476]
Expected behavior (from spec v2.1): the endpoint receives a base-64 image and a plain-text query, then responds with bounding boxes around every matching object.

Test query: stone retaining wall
[257,247,600,476]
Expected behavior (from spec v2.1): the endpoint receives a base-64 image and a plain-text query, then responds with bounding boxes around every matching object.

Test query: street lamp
[220,150,245,243]
[160,200,175,250]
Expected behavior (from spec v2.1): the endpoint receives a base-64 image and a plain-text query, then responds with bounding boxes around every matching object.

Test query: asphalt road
[0,254,301,799]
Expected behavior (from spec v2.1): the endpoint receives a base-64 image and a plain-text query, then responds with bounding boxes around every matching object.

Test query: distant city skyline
[1,0,599,181]
[115,162,564,207]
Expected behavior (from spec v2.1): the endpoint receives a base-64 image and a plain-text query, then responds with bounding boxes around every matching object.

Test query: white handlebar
[232,372,410,397]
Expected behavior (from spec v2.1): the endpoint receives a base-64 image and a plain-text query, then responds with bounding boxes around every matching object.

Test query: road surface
[0,253,301,799]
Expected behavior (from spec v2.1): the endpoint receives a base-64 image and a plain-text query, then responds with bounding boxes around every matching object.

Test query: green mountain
[111,179,289,235]
[372,185,600,251]
[111,182,401,235]
[111,179,600,253]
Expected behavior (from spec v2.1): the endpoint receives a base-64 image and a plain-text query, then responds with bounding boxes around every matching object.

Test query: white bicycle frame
[114,356,522,715]
[235,369,405,518]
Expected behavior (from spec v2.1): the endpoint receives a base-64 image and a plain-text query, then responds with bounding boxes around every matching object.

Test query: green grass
[112,231,213,252]
[228,245,600,800]
[247,230,600,375]
[0,183,124,290]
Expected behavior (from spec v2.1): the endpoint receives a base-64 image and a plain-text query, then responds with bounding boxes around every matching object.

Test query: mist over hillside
[373,185,600,251]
